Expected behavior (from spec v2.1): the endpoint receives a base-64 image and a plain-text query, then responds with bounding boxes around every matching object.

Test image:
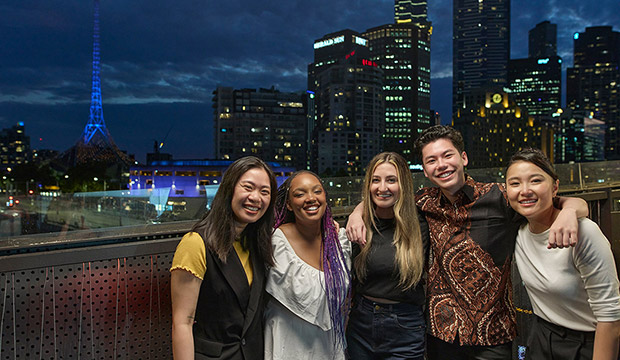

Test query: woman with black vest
[171,156,277,360]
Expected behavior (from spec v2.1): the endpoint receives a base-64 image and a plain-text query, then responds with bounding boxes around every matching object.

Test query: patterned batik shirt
[416,176,520,346]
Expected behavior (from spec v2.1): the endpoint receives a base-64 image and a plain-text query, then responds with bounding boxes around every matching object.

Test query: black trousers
[525,316,594,360]
[426,334,512,360]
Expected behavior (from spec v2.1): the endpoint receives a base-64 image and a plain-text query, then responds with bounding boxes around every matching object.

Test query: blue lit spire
[82,0,110,145]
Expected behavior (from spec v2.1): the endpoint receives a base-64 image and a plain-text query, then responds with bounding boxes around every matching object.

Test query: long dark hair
[192,156,277,266]
[274,170,350,348]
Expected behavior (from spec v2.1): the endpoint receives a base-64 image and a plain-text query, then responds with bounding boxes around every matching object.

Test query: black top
[352,213,429,305]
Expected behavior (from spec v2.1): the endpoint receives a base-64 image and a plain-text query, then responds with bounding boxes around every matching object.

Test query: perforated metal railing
[0,221,191,359]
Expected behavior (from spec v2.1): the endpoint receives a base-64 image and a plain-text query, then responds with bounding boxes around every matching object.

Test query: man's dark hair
[413,125,465,157]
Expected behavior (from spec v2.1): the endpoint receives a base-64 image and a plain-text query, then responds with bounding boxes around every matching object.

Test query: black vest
[193,242,266,360]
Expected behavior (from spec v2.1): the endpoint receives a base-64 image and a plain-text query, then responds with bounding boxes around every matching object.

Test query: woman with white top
[506,148,620,360]
[264,170,351,360]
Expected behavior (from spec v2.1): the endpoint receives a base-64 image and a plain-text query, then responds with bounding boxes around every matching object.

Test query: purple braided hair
[274,171,351,349]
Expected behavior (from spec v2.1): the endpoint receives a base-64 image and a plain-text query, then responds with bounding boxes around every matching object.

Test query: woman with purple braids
[264,170,351,360]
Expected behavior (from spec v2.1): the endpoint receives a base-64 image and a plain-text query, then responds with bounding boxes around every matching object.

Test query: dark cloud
[0,0,618,162]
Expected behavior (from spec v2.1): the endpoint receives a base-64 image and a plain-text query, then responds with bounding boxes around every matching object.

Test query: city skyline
[1,0,619,162]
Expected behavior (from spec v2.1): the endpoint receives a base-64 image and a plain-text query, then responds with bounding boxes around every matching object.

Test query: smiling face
[370,162,400,218]
[421,138,468,202]
[286,173,326,224]
[231,167,272,231]
[506,160,559,229]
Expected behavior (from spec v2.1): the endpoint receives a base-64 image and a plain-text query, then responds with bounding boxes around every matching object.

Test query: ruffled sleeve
[170,232,206,280]
[265,229,332,331]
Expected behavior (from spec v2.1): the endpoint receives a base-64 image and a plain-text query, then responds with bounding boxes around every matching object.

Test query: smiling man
[346,125,589,360]
[413,125,588,359]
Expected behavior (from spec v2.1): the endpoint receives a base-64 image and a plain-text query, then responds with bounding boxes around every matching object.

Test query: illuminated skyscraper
[363,23,431,162]
[556,109,606,163]
[509,21,561,121]
[453,88,547,168]
[308,30,384,175]
[0,122,30,171]
[453,0,510,117]
[213,87,307,170]
[567,26,620,160]
[508,57,561,119]
[395,0,427,25]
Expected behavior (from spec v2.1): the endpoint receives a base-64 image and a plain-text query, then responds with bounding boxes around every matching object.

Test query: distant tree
[61,162,108,193]
[8,163,57,194]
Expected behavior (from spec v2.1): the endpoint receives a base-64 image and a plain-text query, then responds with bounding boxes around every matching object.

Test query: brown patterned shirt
[416,176,520,346]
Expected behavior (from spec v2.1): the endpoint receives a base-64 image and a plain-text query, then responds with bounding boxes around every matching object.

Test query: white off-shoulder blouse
[264,227,351,360]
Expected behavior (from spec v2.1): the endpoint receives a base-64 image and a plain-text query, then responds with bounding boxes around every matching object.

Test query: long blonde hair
[354,152,424,289]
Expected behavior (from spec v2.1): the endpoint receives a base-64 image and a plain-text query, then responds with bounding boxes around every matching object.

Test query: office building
[509,21,561,122]
[453,0,511,117]
[0,122,31,171]
[567,26,620,160]
[308,30,371,91]
[129,159,294,198]
[308,30,384,175]
[363,23,432,162]
[453,88,547,168]
[508,57,562,120]
[529,21,557,58]
[556,109,606,163]
[213,86,307,170]
[395,0,427,26]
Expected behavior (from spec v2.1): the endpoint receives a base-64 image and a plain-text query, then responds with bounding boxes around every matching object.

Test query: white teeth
[245,206,259,211]
[378,194,392,198]
[438,171,453,178]
[520,200,536,204]
[306,206,318,211]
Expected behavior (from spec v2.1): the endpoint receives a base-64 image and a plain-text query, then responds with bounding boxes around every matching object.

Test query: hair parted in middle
[191,156,277,267]
[355,152,424,289]
[274,170,351,348]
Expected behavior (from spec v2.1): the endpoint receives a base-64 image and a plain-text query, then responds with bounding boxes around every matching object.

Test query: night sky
[1,0,619,163]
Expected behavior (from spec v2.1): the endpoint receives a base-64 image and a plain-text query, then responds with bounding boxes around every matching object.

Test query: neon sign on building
[353,35,368,46]
[314,35,345,49]
[362,59,378,67]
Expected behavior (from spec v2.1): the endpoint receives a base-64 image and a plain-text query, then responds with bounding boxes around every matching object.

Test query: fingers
[547,228,578,249]
[333,220,340,232]
[547,231,557,249]
[360,227,367,246]
[345,225,366,246]
[569,230,578,246]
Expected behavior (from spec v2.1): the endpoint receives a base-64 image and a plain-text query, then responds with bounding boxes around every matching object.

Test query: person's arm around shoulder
[345,202,366,246]
[171,269,202,360]
[593,320,620,360]
[548,196,589,249]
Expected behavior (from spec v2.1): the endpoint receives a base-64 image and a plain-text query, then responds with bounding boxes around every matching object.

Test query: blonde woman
[346,152,428,360]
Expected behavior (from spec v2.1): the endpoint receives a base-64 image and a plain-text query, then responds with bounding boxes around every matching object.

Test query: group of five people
[170,125,620,360]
